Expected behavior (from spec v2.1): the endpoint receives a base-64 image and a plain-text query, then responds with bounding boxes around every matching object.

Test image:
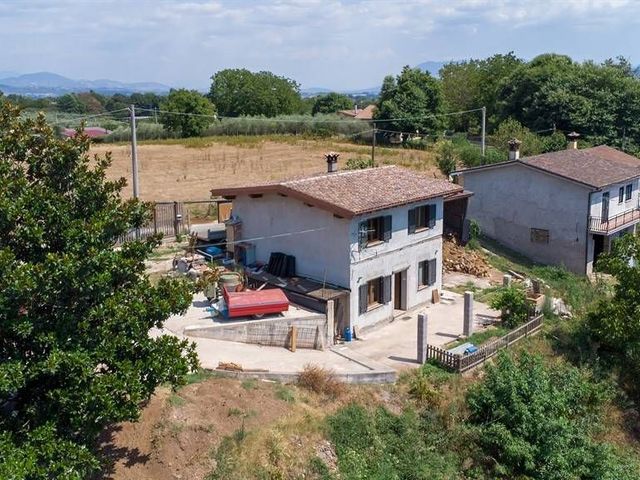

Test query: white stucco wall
[231,194,351,287]
[588,179,639,218]
[462,164,591,274]
[348,200,443,329]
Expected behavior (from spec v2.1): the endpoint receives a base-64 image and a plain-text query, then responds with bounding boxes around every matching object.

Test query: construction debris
[443,236,491,277]
[217,361,243,371]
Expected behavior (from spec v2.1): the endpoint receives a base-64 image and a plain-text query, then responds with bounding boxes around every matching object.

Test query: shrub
[490,285,529,328]
[467,352,639,480]
[297,365,346,398]
[345,156,375,170]
[435,140,457,176]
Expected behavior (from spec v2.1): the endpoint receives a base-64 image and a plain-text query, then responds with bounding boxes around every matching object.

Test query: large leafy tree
[160,88,216,137]
[0,103,198,478]
[374,66,444,134]
[311,92,353,115]
[209,68,302,117]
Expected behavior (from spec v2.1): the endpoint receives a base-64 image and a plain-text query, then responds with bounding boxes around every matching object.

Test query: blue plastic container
[343,326,353,342]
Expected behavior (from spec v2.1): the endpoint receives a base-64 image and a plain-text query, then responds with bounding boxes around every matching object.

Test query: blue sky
[1,0,639,90]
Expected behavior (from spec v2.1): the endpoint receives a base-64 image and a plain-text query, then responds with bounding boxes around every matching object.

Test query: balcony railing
[589,208,640,234]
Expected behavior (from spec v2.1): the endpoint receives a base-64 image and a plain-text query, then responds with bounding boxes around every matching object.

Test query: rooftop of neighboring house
[454,145,640,189]
[62,127,111,139]
[211,165,462,218]
[338,104,376,120]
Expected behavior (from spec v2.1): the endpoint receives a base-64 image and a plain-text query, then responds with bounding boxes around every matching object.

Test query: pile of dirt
[443,237,491,277]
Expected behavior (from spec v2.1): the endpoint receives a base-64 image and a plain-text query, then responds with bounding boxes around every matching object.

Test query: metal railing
[589,207,640,234]
[426,314,544,373]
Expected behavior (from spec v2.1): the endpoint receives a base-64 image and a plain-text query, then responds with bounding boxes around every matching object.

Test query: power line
[188,226,330,250]
[51,108,130,126]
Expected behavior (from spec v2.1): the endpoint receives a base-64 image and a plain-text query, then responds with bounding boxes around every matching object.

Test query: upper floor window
[619,186,624,204]
[625,184,632,201]
[359,215,392,248]
[408,204,436,234]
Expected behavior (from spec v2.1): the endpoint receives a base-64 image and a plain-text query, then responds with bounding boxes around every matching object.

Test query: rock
[552,298,572,318]
[186,268,201,280]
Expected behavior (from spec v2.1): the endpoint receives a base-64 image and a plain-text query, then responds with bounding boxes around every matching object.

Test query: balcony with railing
[589,207,640,234]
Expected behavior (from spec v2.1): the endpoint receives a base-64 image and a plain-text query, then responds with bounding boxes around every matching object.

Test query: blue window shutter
[428,204,437,228]
[383,215,392,241]
[427,258,437,286]
[359,284,368,314]
[408,208,417,234]
[382,276,391,304]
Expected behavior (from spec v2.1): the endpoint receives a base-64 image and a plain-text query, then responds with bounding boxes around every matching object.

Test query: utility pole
[371,122,377,165]
[129,104,139,199]
[481,106,486,157]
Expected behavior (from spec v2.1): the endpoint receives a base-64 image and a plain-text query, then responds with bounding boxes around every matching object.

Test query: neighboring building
[338,104,376,120]
[62,127,111,139]
[452,139,640,274]
[211,158,463,331]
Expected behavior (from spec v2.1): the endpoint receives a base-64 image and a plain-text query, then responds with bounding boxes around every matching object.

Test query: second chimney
[325,152,339,173]
[567,131,580,150]
[508,138,521,161]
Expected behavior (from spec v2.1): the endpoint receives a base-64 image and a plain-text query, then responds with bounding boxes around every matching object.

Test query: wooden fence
[119,201,188,243]
[426,314,544,373]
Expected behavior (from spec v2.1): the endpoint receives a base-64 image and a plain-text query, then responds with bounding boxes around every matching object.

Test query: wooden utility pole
[371,122,377,165]
[481,106,486,157]
[129,105,139,199]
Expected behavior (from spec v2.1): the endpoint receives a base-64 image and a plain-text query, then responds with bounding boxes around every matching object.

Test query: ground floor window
[358,276,391,314]
[418,258,437,288]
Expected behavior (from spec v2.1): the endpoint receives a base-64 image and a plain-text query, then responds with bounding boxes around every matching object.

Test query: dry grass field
[91,135,439,202]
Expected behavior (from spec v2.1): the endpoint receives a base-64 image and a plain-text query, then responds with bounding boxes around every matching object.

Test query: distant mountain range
[0,72,172,96]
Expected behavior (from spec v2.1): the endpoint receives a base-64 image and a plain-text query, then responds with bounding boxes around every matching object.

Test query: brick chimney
[567,131,580,150]
[325,152,339,173]
[508,138,521,161]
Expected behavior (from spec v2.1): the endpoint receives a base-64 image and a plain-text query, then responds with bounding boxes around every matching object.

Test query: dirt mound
[443,237,491,277]
[95,377,292,480]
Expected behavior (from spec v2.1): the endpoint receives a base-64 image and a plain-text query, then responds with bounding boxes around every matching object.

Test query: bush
[435,140,457,176]
[490,285,529,328]
[467,352,639,480]
[297,365,346,398]
[345,156,374,170]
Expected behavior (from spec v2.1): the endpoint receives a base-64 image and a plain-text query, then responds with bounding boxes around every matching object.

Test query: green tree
[374,66,444,134]
[160,88,216,137]
[435,140,457,176]
[491,118,544,157]
[0,103,198,478]
[490,284,529,328]
[587,234,640,398]
[57,93,87,114]
[311,92,353,115]
[440,52,523,132]
[467,352,639,480]
[209,69,302,117]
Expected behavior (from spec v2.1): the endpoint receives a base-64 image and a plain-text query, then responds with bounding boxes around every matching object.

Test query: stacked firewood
[443,237,491,277]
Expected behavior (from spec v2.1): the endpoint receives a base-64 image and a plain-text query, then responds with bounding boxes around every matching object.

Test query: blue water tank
[343,326,353,342]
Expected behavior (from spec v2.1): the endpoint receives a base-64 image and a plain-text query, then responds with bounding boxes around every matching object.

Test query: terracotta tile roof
[338,104,376,120]
[455,146,640,189]
[520,146,640,187]
[211,165,461,218]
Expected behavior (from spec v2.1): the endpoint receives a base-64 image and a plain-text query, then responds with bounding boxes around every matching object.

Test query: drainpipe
[584,191,593,275]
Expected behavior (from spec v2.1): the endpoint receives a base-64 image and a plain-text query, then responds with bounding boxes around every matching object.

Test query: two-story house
[453,141,640,274]
[211,160,463,331]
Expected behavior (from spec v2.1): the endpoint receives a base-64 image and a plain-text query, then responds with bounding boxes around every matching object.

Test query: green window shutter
[408,208,417,234]
[427,258,437,286]
[428,204,437,228]
[382,276,392,304]
[383,215,392,241]
[359,284,368,314]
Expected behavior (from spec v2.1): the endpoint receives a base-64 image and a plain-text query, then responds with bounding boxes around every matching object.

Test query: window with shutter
[626,184,632,201]
[358,284,368,314]
[382,275,391,304]
[619,187,625,204]
[427,258,437,286]
[383,215,392,241]
[428,204,437,228]
[408,208,417,234]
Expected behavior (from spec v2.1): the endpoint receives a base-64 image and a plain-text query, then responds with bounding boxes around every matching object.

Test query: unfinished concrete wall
[232,194,351,287]
[348,199,444,329]
[183,315,327,349]
[462,164,591,274]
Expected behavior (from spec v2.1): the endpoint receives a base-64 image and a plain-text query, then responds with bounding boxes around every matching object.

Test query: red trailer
[223,286,289,318]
